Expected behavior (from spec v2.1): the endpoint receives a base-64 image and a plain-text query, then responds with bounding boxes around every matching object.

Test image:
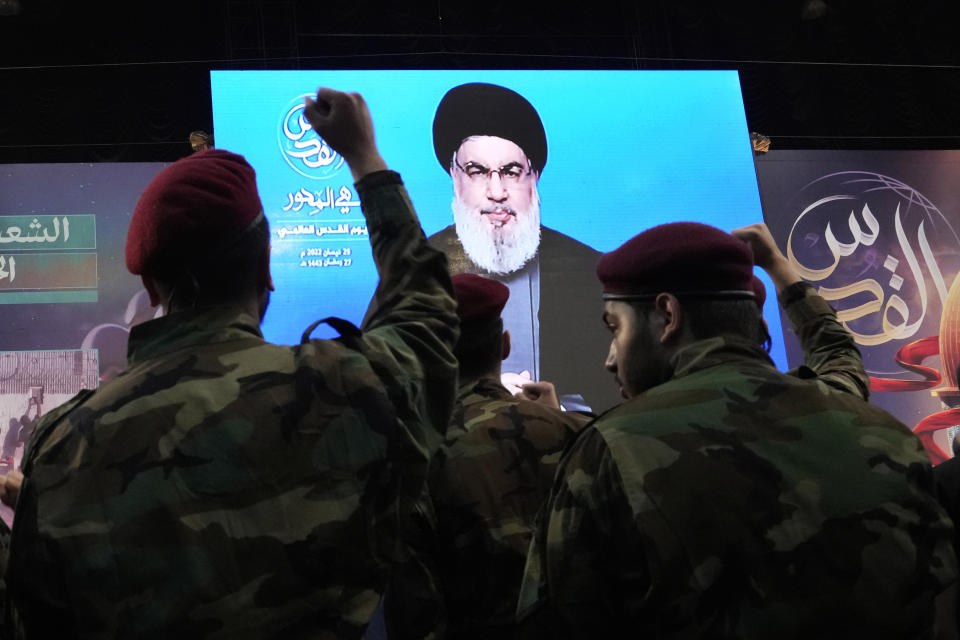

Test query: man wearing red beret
[385,273,590,639]
[518,222,957,638]
[6,89,459,638]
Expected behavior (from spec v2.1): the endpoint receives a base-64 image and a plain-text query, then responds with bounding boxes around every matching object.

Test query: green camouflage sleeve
[781,281,870,400]
[383,488,447,640]
[20,389,94,475]
[355,171,459,454]
[517,427,644,637]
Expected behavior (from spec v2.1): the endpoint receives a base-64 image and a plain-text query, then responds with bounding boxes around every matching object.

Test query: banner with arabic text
[0,163,167,382]
[757,150,960,463]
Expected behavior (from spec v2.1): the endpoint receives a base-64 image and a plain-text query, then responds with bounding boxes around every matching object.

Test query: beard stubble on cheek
[620,316,665,397]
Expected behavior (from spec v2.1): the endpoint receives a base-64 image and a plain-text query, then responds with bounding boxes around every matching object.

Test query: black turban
[432,82,548,177]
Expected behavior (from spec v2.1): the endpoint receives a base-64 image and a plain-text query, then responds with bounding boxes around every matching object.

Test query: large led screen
[211,70,777,412]
[211,71,785,409]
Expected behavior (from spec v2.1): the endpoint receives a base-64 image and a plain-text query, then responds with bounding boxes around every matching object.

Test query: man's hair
[683,297,766,346]
[630,296,767,348]
[455,318,504,380]
[152,216,270,309]
[189,130,214,151]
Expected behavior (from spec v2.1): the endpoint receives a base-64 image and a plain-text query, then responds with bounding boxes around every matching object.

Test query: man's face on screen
[451,136,541,275]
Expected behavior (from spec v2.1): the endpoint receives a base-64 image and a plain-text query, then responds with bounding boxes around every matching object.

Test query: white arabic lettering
[335,186,360,214]
[882,204,926,342]
[282,186,359,216]
[282,104,340,169]
[282,106,310,142]
[0,256,15,283]
[287,139,337,168]
[787,198,877,281]
[918,219,950,305]
[813,205,941,346]
[0,217,69,244]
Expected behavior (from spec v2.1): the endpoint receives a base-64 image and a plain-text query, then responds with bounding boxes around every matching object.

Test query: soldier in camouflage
[732,222,870,400]
[517,221,957,638]
[385,273,589,639]
[5,89,458,638]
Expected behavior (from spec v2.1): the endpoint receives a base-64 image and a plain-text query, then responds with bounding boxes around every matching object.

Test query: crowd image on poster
[0,350,100,526]
[757,151,960,462]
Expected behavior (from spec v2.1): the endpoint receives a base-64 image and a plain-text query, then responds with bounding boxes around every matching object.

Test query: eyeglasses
[454,159,531,184]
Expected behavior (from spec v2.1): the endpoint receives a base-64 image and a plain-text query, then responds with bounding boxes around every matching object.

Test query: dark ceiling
[2,0,958,163]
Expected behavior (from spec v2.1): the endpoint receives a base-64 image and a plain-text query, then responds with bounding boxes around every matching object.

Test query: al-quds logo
[278,94,345,179]
[785,171,960,352]
[784,170,960,462]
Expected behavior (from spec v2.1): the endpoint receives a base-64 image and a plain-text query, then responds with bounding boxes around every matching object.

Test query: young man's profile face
[603,300,668,399]
[450,135,542,275]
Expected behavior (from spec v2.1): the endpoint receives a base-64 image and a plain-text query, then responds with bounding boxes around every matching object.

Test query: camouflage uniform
[385,377,589,639]
[6,171,459,639]
[778,281,870,400]
[518,288,957,638]
[437,378,589,637]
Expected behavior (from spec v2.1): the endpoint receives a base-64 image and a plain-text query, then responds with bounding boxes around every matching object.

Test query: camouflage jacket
[780,281,869,400]
[384,378,589,639]
[518,337,956,638]
[434,378,589,636]
[6,171,459,639]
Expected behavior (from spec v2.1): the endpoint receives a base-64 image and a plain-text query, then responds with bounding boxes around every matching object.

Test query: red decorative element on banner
[914,410,957,465]
[868,336,941,392]
[867,335,956,464]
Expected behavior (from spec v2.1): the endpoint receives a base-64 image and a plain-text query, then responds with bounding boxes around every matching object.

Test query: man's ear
[501,329,512,361]
[653,293,683,345]
[142,275,162,308]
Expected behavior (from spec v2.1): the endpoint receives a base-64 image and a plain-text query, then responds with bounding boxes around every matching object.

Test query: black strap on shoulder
[300,317,364,349]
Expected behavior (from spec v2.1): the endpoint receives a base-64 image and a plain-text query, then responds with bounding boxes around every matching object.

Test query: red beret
[596,222,755,300]
[751,275,766,310]
[126,149,263,275]
[452,273,510,322]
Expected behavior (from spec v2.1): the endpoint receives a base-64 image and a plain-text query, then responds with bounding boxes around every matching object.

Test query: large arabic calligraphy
[278,98,345,179]
[0,256,15,283]
[778,169,960,464]
[0,216,70,245]
[275,223,368,241]
[282,185,360,215]
[786,175,958,349]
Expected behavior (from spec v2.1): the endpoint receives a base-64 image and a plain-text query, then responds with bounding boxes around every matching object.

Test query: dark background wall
[2,0,958,163]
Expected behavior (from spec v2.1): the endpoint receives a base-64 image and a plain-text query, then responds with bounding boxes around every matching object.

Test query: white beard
[451,188,542,275]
